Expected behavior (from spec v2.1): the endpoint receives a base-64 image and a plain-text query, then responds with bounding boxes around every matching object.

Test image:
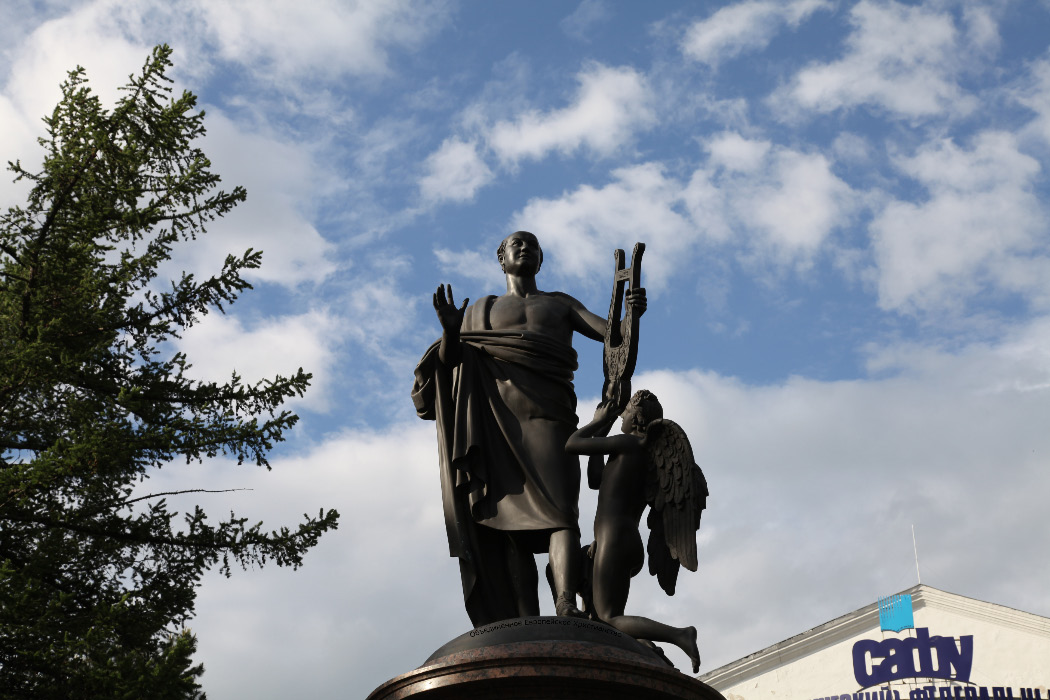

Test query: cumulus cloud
[961,3,1001,54]
[174,111,338,288]
[415,61,655,205]
[325,252,436,422]
[512,163,695,294]
[560,0,612,42]
[870,131,1049,314]
[696,134,857,266]
[0,0,157,201]
[729,147,856,265]
[419,139,494,203]
[1,0,450,107]
[487,63,654,164]
[772,0,977,119]
[192,0,450,84]
[1,0,152,122]
[681,0,832,68]
[0,0,452,127]
[175,309,343,413]
[434,247,506,290]
[704,132,772,172]
[508,135,855,292]
[1016,56,1050,148]
[339,254,424,356]
[0,4,340,290]
[864,315,1050,395]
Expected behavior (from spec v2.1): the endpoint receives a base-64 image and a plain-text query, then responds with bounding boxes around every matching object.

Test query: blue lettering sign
[852,628,973,687]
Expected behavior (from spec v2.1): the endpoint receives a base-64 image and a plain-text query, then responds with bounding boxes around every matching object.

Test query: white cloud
[773,0,976,119]
[681,0,832,68]
[192,0,449,84]
[487,63,654,164]
[508,137,855,291]
[1,0,152,122]
[705,131,771,172]
[0,0,158,202]
[698,135,856,266]
[736,148,855,264]
[512,163,695,294]
[830,131,873,165]
[1016,56,1050,148]
[961,3,1001,54]
[327,253,435,416]
[179,111,338,287]
[560,0,612,42]
[339,255,423,354]
[870,131,1049,313]
[419,139,494,203]
[416,62,655,206]
[864,315,1050,395]
[434,247,506,290]
[351,118,422,183]
[175,309,342,412]
[0,4,339,289]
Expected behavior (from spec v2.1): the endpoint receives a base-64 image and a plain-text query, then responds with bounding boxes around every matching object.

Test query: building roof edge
[697,584,1050,688]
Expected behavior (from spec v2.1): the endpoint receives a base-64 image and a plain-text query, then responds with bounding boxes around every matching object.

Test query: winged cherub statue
[565,389,707,673]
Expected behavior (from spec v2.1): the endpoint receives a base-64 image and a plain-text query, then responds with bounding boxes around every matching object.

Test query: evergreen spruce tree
[0,45,339,698]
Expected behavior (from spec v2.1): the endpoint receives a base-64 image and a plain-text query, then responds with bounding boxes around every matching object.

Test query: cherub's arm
[565,402,643,456]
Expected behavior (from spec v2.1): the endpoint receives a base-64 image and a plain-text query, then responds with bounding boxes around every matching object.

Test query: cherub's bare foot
[683,626,700,673]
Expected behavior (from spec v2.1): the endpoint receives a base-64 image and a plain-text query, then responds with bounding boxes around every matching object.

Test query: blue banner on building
[879,594,914,632]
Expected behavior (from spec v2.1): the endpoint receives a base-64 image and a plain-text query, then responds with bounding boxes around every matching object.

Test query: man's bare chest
[489,294,570,335]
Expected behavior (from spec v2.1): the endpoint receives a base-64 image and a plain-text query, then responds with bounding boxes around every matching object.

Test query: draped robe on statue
[412,296,581,626]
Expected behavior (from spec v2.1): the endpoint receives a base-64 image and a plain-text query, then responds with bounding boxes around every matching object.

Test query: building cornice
[914,586,1050,638]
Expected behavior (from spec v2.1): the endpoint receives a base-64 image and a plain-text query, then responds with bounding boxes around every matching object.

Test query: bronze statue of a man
[412,231,645,626]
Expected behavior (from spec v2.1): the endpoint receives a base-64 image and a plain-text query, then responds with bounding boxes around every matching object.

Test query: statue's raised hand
[433,284,468,335]
[626,287,646,317]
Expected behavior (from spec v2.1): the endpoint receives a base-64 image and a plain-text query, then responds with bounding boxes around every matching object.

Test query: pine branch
[119,487,251,507]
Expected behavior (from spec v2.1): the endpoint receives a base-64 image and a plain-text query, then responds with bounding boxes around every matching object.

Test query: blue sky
[3,0,1050,697]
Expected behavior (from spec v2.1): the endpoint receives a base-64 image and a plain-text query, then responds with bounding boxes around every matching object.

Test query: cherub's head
[621,389,663,434]
[497,230,543,274]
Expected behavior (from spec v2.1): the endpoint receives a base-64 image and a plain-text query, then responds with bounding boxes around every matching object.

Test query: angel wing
[643,418,709,596]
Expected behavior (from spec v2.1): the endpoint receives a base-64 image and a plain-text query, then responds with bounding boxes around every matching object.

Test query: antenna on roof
[912,524,921,585]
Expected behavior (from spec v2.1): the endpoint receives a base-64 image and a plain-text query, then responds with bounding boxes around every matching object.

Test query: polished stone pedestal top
[367,616,724,700]
[425,616,665,665]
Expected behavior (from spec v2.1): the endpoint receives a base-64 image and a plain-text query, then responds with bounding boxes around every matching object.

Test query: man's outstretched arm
[567,288,647,342]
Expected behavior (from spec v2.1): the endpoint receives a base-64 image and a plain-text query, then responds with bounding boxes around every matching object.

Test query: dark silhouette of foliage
[0,45,339,698]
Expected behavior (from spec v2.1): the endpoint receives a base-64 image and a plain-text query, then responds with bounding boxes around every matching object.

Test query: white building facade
[699,585,1049,700]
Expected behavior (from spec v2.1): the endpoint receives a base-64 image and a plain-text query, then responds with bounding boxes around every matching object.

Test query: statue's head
[622,389,663,434]
[497,231,543,274]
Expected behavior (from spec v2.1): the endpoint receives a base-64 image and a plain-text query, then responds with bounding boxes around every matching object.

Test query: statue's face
[620,405,641,434]
[500,232,542,275]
